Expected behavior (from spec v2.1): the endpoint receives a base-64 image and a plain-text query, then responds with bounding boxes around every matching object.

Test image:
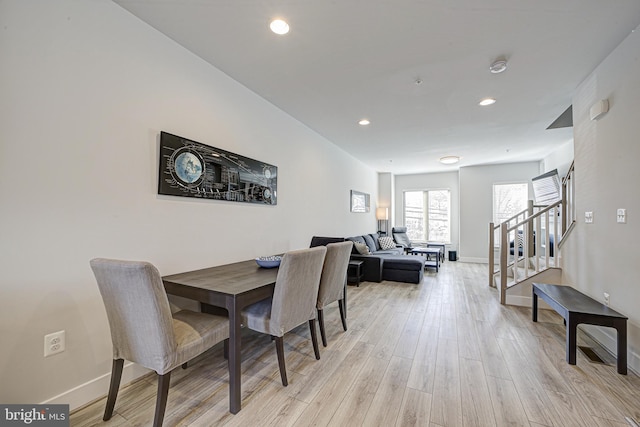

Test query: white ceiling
[114,0,640,175]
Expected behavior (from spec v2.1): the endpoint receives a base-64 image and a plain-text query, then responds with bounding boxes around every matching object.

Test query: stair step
[495,266,562,289]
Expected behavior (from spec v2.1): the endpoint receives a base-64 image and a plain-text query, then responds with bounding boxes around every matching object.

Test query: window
[493,182,528,224]
[403,189,451,243]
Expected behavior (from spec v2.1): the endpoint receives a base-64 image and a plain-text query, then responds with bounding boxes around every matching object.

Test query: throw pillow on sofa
[369,233,381,250]
[378,236,396,250]
[362,234,378,253]
[354,241,371,255]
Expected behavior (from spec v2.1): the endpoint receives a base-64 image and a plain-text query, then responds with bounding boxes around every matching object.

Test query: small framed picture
[350,190,370,213]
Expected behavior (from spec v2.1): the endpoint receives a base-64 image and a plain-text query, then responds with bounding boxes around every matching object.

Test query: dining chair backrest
[91,258,230,426]
[270,246,327,336]
[317,241,353,309]
[90,258,177,374]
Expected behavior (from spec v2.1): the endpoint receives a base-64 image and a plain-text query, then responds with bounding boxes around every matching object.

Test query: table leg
[532,290,538,322]
[343,281,347,319]
[566,316,577,365]
[227,299,242,414]
[616,320,628,375]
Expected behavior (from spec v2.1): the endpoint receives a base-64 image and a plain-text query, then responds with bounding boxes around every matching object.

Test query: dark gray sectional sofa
[310,233,425,284]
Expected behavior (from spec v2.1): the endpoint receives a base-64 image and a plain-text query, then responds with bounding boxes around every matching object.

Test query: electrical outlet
[44,330,66,357]
[617,208,626,223]
[604,292,610,307]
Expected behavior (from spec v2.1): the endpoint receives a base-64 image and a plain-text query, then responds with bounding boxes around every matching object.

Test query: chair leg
[317,308,328,347]
[153,371,171,427]
[223,338,229,360]
[274,336,288,386]
[309,319,321,360]
[338,298,348,331]
[182,362,188,369]
[103,359,124,421]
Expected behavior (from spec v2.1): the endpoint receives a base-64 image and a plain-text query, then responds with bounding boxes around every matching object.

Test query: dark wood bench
[532,283,628,375]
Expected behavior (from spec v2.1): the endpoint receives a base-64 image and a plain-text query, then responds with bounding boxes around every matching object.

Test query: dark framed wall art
[158,132,277,205]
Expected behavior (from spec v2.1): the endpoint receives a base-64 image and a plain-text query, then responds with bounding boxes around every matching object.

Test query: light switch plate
[585,211,593,223]
[617,208,626,223]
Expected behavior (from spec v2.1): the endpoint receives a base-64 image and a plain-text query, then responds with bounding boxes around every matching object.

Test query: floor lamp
[376,207,389,236]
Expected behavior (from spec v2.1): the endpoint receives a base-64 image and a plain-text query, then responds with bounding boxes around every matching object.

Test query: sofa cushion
[369,233,381,250]
[372,246,404,255]
[347,236,367,254]
[382,255,425,271]
[354,241,371,255]
[363,234,377,253]
[378,236,395,250]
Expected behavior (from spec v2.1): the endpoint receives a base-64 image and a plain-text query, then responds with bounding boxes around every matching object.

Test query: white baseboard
[505,295,555,311]
[504,294,531,307]
[458,257,487,263]
[41,362,150,411]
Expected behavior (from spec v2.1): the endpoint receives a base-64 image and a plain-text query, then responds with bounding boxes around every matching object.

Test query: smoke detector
[489,59,507,74]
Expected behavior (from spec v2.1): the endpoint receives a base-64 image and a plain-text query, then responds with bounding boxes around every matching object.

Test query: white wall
[542,140,574,177]
[0,1,377,407]
[393,172,459,251]
[459,162,541,262]
[563,28,640,372]
[377,172,394,231]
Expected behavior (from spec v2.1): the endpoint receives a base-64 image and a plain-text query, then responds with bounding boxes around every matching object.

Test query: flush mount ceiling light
[479,98,496,106]
[439,155,460,165]
[269,19,289,35]
[358,119,370,126]
[489,59,508,74]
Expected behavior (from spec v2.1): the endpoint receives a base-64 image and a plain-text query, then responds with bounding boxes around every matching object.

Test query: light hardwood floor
[71,262,640,426]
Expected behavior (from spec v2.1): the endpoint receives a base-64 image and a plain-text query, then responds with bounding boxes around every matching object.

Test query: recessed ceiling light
[358,119,370,126]
[269,19,289,35]
[479,98,496,106]
[440,155,460,165]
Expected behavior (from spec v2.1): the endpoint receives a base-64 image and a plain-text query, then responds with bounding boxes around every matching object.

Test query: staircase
[489,162,575,305]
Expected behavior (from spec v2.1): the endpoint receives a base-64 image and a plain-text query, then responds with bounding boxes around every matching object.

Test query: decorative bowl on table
[255,255,282,268]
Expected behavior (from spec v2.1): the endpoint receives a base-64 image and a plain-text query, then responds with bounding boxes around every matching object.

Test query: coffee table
[409,247,441,272]
[427,243,446,262]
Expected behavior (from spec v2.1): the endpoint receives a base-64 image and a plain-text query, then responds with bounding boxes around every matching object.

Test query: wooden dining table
[162,259,279,414]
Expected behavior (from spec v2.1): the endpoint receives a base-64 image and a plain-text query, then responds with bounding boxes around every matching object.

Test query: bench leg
[616,320,627,375]
[566,316,577,365]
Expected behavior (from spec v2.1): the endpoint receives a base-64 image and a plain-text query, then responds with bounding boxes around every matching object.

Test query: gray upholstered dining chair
[316,241,353,347]
[241,246,327,386]
[90,258,230,427]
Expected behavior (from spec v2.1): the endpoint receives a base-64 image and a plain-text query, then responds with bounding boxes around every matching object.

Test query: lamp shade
[376,207,389,220]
